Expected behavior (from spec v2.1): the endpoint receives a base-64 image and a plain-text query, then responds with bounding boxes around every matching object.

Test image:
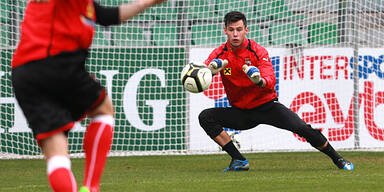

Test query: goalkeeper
[11,0,165,191]
[199,11,354,172]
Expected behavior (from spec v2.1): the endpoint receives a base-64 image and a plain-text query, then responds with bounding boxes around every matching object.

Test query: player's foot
[224,159,249,172]
[334,158,354,170]
[78,186,90,192]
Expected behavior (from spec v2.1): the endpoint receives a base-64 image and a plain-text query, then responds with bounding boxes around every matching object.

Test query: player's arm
[204,47,228,75]
[93,0,165,26]
[257,51,276,90]
[118,0,166,22]
[93,2,120,26]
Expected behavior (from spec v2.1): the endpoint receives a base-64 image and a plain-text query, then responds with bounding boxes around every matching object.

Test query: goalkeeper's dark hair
[224,11,247,27]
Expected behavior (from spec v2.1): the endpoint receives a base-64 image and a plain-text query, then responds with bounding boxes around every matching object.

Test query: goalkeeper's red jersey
[205,38,277,109]
[12,0,96,68]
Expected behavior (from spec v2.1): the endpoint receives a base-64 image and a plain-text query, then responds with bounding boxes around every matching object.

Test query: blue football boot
[224,159,249,172]
[335,158,354,170]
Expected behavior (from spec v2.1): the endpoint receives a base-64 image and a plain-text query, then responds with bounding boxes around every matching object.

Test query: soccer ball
[229,132,241,149]
[181,62,212,93]
[219,131,241,151]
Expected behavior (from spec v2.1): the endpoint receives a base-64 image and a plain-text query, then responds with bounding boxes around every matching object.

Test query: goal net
[1,0,384,158]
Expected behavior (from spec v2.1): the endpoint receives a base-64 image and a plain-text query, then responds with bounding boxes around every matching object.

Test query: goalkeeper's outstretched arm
[208,59,228,75]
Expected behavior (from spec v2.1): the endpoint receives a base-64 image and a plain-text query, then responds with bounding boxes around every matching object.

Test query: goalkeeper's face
[224,20,248,49]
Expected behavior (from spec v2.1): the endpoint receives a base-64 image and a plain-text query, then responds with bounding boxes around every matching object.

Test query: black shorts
[11,49,106,142]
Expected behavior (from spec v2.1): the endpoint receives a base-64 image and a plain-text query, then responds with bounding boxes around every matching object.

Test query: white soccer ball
[181,62,212,93]
[219,131,241,151]
[229,132,241,149]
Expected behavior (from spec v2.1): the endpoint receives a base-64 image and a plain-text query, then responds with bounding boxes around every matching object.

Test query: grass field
[1,151,383,192]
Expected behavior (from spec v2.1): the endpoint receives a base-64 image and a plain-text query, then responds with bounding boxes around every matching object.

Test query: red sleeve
[204,45,225,66]
[255,46,276,90]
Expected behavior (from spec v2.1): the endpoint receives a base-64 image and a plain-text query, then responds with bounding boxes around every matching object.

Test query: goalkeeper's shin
[208,59,228,75]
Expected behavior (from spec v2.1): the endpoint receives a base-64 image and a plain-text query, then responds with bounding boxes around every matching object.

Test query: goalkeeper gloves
[242,65,263,87]
[208,59,228,75]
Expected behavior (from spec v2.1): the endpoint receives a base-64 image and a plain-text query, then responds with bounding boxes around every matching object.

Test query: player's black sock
[320,143,342,162]
[222,141,246,161]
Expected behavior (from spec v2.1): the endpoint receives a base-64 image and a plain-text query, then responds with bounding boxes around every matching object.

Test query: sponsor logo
[86,2,94,18]
[245,58,251,65]
[1,69,170,133]
[224,68,231,75]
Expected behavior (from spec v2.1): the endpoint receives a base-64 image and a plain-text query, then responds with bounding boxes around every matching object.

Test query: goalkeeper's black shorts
[11,49,106,143]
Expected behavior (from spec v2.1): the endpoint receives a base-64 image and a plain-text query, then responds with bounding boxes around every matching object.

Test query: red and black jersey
[12,0,97,68]
[205,37,277,109]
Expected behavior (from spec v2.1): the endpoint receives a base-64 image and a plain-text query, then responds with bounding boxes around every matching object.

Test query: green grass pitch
[1,152,383,191]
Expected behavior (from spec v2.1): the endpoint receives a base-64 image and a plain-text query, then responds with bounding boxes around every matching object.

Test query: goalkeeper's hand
[208,59,228,75]
[242,65,263,86]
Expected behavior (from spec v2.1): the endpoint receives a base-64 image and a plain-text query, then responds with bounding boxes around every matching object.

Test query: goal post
[1,0,384,159]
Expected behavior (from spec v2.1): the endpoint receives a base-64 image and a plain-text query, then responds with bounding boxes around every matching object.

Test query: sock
[222,141,246,161]
[47,156,77,192]
[320,143,342,163]
[82,115,114,192]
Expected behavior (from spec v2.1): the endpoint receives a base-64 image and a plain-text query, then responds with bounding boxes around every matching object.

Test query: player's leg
[199,107,255,171]
[218,129,249,172]
[263,101,354,170]
[56,50,115,191]
[11,59,78,191]
[41,133,78,192]
[80,96,114,192]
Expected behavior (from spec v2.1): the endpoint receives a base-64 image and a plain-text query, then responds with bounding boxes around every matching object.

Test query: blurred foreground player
[11,0,166,191]
[198,11,354,172]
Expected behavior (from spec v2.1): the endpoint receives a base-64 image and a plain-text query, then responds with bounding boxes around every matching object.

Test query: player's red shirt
[12,0,96,68]
[205,38,277,109]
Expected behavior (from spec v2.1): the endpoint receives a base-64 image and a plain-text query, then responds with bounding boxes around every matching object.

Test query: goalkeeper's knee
[198,109,223,139]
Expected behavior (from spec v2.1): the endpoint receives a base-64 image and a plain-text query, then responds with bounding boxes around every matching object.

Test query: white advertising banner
[189,48,384,152]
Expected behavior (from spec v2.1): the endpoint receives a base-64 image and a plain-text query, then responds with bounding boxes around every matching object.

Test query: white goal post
[1,0,384,158]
